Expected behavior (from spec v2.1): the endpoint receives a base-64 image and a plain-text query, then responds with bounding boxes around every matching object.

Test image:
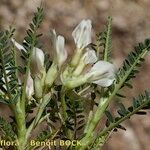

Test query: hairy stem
[75,98,109,150]
[11,102,26,150]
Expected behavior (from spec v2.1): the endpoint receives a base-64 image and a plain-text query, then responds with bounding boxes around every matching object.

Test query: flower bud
[61,74,88,89]
[31,47,45,78]
[70,49,82,67]
[34,70,46,99]
[26,72,34,100]
[45,63,58,87]
[49,29,67,68]
[56,35,67,67]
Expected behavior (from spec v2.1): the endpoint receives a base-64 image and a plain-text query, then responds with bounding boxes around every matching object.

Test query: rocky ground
[0,0,150,150]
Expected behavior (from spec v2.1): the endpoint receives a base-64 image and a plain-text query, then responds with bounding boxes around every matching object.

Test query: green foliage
[91,132,110,150]
[21,7,44,71]
[105,39,150,100]
[104,91,149,134]
[90,91,150,149]
[115,39,150,91]
[93,16,112,61]
[20,7,44,110]
[0,117,17,141]
[44,93,60,128]
[66,94,85,139]
[37,130,51,141]
[0,28,19,104]
[76,32,150,150]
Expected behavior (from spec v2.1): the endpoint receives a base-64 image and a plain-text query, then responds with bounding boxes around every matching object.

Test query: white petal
[56,35,67,67]
[49,29,67,67]
[92,78,114,87]
[89,61,115,76]
[11,38,25,51]
[32,47,45,71]
[83,49,97,64]
[49,29,57,49]
[72,19,92,49]
[87,61,116,87]
[26,72,34,99]
[11,39,26,79]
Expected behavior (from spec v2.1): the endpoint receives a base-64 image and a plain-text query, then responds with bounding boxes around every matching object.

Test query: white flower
[12,39,45,78]
[26,71,34,99]
[49,29,67,68]
[61,60,116,89]
[72,19,92,49]
[31,47,45,77]
[87,61,116,87]
[56,36,67,67]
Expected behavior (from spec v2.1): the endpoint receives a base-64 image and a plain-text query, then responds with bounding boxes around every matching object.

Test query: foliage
[92,16,112,61]
[0,117,17,141]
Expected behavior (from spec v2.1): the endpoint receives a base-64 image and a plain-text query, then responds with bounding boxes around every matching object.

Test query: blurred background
[0,0,150,149]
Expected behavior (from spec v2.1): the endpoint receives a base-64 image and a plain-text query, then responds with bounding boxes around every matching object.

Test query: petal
[11,39,26,75]
[56,35,65,57]
[87,61,116,86]
[56,35,67,67]
[26,72,34,99]
[72,19,92,49]
[89,61,116,76]
[92,78,114,87]
[83,49,97,64]
[49,29,67,67]
[33,47,45,70]
[30,47,45,77]
[49,29,57,50]
[11,38,25,51]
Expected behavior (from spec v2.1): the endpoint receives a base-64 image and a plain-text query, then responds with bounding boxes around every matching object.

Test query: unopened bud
[45,63,58,87]
[34,70,46,99]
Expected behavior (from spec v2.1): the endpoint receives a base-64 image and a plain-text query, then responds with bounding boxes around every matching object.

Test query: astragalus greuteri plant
[0,7,150,150]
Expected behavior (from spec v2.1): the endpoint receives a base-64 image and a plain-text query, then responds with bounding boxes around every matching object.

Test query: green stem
[96,98,150,147]
[61,86,67,120]
[91,132,111,150]
[76,98,109,150]
[103,16,112,62]
[11,102,26,150]
[21,31,37,110]
[15,40,35,150]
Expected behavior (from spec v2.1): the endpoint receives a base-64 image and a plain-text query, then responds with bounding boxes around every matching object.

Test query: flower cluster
[12,19,116,99]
